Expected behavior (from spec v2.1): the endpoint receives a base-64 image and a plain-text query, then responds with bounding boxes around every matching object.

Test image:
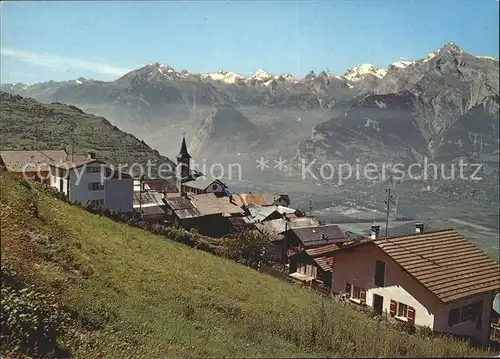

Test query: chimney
[371,225,380,240]
[415,222,424,234]
[87,151,96,160]
[321,233,326,240]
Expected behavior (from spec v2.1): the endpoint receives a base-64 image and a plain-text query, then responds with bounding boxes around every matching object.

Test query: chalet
[330,224,500,344]
[163,193,244,236]
[49,153,134,212]
[181,178,230,197]
[133,190,166,222]
[0,150,83,184]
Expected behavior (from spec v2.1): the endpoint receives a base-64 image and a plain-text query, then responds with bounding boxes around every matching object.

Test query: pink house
[331,226,500,344]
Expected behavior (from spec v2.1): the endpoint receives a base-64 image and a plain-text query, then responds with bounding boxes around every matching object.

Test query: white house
[49,153,134,212]
[331,225,500,344]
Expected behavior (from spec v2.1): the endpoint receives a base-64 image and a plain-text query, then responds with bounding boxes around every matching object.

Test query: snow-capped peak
[200,70,242,84]
[476,55,498,62]
[422,51,437,63]
[389,60,416,70]
[248,68,274,81]
[343,63,387,82]
[277,72,297,82]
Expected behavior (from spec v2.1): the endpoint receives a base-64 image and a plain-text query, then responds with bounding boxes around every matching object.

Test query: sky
[1,0,499,84]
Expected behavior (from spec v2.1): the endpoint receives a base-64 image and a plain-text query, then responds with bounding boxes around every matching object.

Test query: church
[175,136,230,197]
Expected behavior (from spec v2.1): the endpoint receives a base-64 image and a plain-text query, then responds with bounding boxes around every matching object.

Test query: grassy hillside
[0,92,174,169]
[0,174,495,358]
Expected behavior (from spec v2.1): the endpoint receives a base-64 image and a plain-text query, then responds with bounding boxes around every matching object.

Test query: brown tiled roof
[305,238,372,257]
[313,256,334,272]
[0,150,69,172]
[373,229,500,303]
[289,224,348,248]
[234,193,270,207]
[188,193,244,217]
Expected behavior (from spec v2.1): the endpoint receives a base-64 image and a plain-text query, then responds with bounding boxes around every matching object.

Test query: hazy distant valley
[2,42,499,258]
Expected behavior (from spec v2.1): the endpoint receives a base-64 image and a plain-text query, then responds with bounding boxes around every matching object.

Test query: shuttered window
[448,308,460,326]
[391,300,416,323]
[407,306,416,324]
[352,286,361,299]
[389,300,397,316]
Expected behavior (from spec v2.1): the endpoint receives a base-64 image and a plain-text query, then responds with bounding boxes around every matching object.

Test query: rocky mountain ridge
[296,42,499,166]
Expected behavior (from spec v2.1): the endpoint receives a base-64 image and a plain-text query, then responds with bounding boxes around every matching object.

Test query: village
[1,136,499,348]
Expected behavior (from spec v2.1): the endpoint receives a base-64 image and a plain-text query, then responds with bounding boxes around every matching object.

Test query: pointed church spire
[177,133,191,160]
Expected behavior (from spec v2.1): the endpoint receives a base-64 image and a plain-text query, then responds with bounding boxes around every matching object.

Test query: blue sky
[1,0,499,84]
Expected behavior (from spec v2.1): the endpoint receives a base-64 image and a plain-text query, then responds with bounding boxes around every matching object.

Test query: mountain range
[1,42,499,167]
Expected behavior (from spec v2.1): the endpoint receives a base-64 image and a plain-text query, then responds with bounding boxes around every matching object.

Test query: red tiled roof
[373,229,500,303]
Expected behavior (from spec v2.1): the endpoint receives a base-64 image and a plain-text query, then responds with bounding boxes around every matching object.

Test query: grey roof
[289,224,348,247]
[183,178,227,191]
[133,191,164,207]
[164,196,195,210]
[141,205,167,216]
[175,208,202,219]
[248,205,296,222]
[256,217,321,239]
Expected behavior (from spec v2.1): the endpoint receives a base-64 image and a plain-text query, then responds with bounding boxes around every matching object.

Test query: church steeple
[177,134,191,185]
[177,135,191,161]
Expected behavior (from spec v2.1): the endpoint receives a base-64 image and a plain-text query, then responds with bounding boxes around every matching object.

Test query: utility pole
[34,125,38,150]
[384,175,396,238]
[139,175,144,218]
[71,134,75,162]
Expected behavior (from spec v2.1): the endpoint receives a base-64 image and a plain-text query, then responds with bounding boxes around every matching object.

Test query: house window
[448,308,461,326]
[374,260,386,287]
[352,286,361,300]
[89,182,104,191]
[390,299,415,324]
[345,283,366,304]
[397,302,409,317]
[89,199,104,206]
[449,300,483,327]
[87,166,101,173]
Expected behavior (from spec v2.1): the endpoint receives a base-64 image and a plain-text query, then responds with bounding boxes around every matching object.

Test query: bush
[0,265,71,358]
[395,320,416,335]
[417,325,434,338]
